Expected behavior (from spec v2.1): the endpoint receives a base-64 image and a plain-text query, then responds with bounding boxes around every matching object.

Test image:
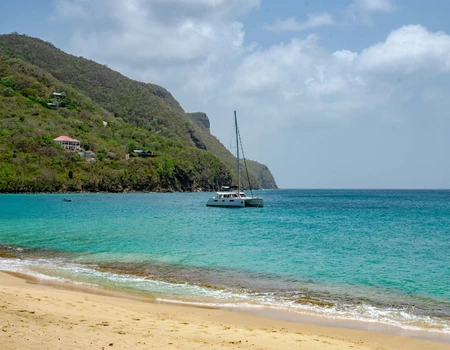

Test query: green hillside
[0,55,229,192]
[186,112,277,189]
[0,33,277,192]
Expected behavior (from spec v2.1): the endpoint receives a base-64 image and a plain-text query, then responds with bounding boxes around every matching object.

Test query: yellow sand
[0,272,448,349]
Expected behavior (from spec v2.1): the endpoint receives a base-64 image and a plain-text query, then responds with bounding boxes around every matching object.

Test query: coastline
[0,271,448,349]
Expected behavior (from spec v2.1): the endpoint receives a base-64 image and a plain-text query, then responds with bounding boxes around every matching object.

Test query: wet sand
[0,271,448,349]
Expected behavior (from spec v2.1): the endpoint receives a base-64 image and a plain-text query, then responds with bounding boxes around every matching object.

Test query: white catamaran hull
[206,196,245,207]
[243,197,264,207]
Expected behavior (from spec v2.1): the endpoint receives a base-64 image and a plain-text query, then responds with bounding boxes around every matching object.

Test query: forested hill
[0,33,277,192]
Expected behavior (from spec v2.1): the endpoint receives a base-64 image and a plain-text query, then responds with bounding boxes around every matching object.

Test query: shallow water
[0,190,449,335]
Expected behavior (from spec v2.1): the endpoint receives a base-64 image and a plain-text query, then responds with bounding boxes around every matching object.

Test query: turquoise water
[0,190,449,335]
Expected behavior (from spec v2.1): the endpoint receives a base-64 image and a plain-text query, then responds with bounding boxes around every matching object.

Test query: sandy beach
[0,272,448,349]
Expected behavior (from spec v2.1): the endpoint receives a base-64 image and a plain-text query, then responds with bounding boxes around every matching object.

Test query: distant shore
[0,188,199,194]
[0,271,448,350]
[0,186,272,195]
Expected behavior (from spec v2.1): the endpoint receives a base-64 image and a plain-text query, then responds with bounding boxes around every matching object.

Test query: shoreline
[0,187,273,195]
[1,271,449,349]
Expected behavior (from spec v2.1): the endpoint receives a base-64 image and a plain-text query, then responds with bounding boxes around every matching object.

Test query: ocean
[1,190,449,339]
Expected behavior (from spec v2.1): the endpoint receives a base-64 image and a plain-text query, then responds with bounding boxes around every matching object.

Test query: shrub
[21,87,40,98]
[0,76,15,88]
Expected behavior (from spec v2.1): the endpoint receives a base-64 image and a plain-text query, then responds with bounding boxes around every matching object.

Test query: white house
[54,136,81,151]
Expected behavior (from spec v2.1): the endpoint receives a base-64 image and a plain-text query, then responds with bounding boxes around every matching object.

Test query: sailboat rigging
[206,111,264,208]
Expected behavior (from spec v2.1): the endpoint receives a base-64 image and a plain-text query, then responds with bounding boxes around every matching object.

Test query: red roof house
[54,136,81,151]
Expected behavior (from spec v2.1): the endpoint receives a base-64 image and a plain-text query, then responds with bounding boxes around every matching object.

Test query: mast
[234,110,240,192]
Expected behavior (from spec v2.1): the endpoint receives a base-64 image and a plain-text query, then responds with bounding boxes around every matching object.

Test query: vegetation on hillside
[0,54,230,192]
[0,33,277,192]
[0,34,206,147]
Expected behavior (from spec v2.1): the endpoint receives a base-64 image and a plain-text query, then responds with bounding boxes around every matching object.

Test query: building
[54,136,81,151]
[133,149,156,158]
[47,101,59,109]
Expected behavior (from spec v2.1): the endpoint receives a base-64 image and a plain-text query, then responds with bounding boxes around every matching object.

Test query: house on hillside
[133,149,156,158]
[47,101,59,109]
[48,92,66,109]
[54,136,81,151]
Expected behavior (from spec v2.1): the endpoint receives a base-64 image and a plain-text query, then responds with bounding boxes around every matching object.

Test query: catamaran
[206,111,263,208]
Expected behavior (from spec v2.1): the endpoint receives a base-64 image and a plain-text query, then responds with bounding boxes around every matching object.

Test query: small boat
[206,111,263,208]
[63,198,72,202]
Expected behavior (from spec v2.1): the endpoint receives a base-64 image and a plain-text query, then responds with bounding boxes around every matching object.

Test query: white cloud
[264,0,395,36]
[51,0,259,105]
[144,0,261,19]
[227,35,386,133]
[264,0,396,33]
[51,0,91,21]
[264,12,336,32]
[53,0,260,22]
[352,0,396,13]
[347,0,396,25]
[54,0,249,62]
[226,25,450,135]
[356,25,450,75]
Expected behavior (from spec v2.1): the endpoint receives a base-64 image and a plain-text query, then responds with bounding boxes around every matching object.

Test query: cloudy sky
[2,0,450,189]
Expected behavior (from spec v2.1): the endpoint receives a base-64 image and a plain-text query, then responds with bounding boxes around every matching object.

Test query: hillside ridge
[0,33,277,192]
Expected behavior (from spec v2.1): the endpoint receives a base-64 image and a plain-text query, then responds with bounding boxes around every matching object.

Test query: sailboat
[206,111,264,208]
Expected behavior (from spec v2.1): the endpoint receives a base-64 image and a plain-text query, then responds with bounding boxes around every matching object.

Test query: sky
[1,0,450,189]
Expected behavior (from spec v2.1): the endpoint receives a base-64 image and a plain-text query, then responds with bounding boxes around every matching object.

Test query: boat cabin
[216,190,246,199]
